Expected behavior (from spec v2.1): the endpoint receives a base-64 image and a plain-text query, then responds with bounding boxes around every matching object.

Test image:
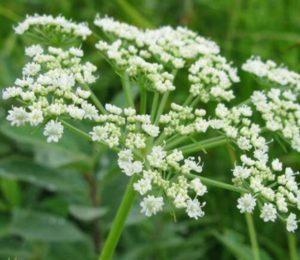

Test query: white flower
[260,203,277,222]
[147,146,167,169]
[182,157,203,174]
[190,178,207,196]
[237,193,256,213]
[25,44,43,57]
[133,178,152,195]
[90,123,121,148]
[233,165,251,179]
[286,213,298,232]
[7,107,28,126]
[15,14,91,40]
[43,120,64,143]
[186,199,205,219]
[28,109,43,126]
[2,86,22,100]
[117,149,143,176]
[142,124,160,137]
[271,159,282,171]
[140,195,164,216]
[105,104,122,115]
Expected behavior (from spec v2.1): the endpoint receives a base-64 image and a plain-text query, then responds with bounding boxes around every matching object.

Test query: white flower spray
[3,14,300,234]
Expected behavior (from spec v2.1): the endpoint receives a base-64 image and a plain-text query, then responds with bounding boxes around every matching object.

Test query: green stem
[83,85,106,114]
[140,88,147,114]
[177,136,228,154]
[154,92,169,124]
[165,135,188,149]
[183,94,194,106]
[190,96,200,107]
[61,120,120,153]
[150,92,159,122]
[288,232,298,260]
[121,74,134,107]
[61,120,91,141]
[245,213,260,260]
[198,176,246,193]
[99,176,137,260]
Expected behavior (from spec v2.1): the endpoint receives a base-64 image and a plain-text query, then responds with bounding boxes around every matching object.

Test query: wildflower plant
[2,14,300,259]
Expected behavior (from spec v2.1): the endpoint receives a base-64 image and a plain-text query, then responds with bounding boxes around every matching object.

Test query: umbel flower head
[94,15,240,101]
[3,45,97,142]
[14,14,91,45]
[3,14,300,233]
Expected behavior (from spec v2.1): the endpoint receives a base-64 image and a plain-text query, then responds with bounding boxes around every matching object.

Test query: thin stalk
[121,74,134,107]
[99,176,137,260]
[190,96,200,107]
[165,135,188,149]
[177,136,228,154]
[154,92,169,124]
[183,94,194,106]
[83,85,106,114]
[245,213,260,260]
[198,176,246,193]
[140,88,147,114]
[150,92,159,122]
[288,232,298,260]
[61,120,91,141]
[62,120,120,153]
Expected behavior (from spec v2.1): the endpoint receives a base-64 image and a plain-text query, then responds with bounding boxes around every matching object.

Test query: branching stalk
[178,136,228,154]
[83,84,106,114]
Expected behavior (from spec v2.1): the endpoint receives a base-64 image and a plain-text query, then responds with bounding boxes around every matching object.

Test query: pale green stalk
[246,213,260,260]
[140,88,147,114]
[121,74,134,107]
[82,84,106,114]
[150,92,159,122]
[178,136,228,154]
[154,92,169,124]
[288,232,298,260]
[99,176,137,260]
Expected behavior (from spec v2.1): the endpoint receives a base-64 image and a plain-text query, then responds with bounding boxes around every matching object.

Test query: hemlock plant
[2,14,300,260]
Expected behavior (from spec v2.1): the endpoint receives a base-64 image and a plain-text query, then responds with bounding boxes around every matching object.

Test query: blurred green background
[0,0,299,259]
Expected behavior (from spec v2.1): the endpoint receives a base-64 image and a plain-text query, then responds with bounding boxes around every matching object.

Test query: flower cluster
[118,146,207,218]
[212,104,300,232]
[242,56,300,93]
[3,45,97,142]
[4,14,300,232]
[251,89,300,152]
[90,104,208,218]
[14,14,91,42]
[189,54,239,102]
[94,16,239,100]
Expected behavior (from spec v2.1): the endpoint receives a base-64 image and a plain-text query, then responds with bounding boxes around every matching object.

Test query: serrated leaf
[9,209,86,242]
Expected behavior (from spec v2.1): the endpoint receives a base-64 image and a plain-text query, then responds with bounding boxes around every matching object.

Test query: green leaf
[0,239,31,258]
[9,209,86,242]
[69,205,108,222]
[213,229,271,260]
[0,120,92,167]
[0,178,21,207]
[0,157,86,193]
[45,241,95,260]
